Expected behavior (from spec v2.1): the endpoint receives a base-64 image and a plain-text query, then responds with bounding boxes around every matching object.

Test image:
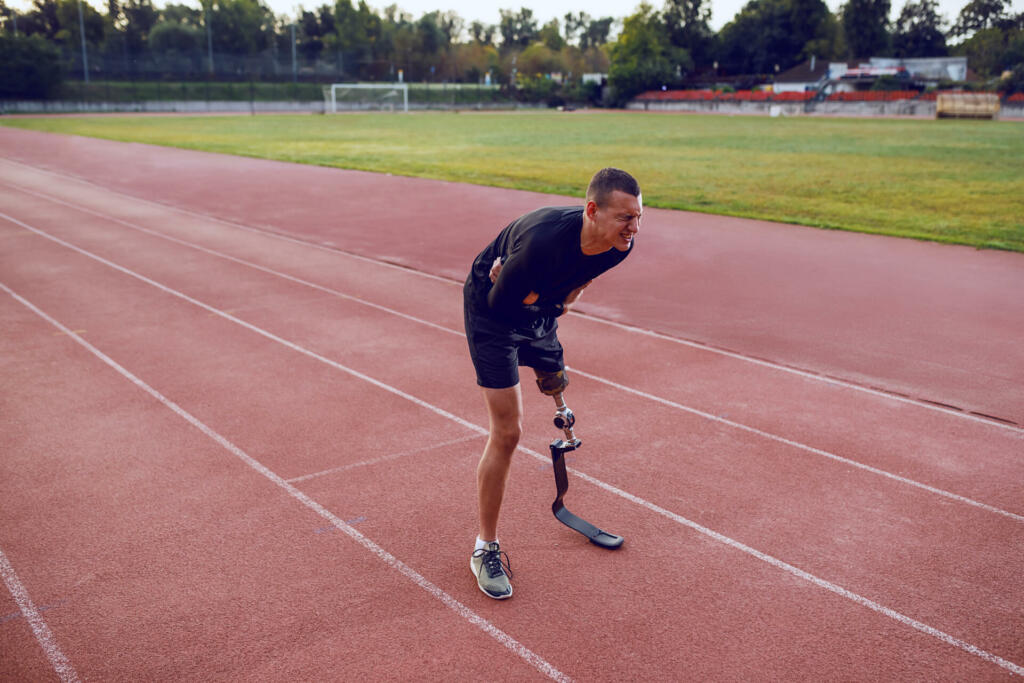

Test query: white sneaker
[470,541,513,599]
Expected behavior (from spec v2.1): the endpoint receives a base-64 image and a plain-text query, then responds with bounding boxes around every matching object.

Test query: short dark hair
[586,168,640,207]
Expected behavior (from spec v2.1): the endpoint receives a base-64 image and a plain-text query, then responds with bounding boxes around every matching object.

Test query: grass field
[3,111,1022,252]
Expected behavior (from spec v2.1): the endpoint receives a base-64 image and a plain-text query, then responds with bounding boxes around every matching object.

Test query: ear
[584,199,598,219]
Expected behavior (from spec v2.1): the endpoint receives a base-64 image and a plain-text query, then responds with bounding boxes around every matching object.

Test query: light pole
[291,23,297,83]
[76,0,89,83]
[205,2,214,75]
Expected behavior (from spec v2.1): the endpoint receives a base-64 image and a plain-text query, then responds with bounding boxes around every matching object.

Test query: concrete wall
[0,100,326,114]
[629,98,1024,119]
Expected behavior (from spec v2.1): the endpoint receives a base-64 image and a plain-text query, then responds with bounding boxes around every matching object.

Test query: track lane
[2,198,1024,679]
[0,281,564,681]
[2,178,1021,530]
[3,159,1021,435]
[2,128,1023,424]
[2,174,1021,498]
[0,277,1012,681]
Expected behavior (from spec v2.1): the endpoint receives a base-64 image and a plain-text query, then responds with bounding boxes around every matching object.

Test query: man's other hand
[490,258,539,305]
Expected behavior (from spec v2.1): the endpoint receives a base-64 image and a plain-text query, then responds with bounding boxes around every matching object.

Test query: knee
[489,420,522,453]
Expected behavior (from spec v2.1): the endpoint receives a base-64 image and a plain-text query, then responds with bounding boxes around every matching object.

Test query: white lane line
[0,163,454,285]
[5,218,1023,677]
[287,433,484,484]
[0,182,459,337]
[0,282,569,683]
[568,368,1024,524]
[1,165,1017,433]
[523,460,1024,678]
[0,547,79,683]
[2,200,1019,525]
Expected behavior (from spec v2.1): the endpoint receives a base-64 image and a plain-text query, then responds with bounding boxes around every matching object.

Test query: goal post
[323,83,409,113]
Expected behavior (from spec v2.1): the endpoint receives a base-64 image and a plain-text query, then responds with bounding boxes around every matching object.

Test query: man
[462,168,642,599]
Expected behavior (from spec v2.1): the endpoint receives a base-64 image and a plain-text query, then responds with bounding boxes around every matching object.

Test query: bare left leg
[477,384,524,541]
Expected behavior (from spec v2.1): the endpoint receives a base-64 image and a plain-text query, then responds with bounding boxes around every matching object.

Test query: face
[588,190,642,252]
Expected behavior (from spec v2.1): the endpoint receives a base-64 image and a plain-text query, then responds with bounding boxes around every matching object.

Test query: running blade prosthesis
[548,393,624,549]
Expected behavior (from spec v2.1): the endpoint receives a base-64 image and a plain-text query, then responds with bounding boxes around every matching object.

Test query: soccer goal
[323,83,409,113]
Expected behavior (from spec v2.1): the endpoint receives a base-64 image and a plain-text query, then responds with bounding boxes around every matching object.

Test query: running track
[1,126,1022,680]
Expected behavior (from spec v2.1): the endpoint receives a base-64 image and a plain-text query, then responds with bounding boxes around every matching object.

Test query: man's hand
[489,257,539,305]
[562,280,591,312]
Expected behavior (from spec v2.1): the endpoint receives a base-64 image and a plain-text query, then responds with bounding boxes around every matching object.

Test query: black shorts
[463,301,565,389]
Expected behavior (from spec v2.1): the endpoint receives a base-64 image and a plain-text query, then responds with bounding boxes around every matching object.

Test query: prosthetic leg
[537,371,624,549]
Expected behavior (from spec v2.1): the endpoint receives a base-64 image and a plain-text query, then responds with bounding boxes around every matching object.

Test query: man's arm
[490,259,590,313]
[485,254,562,324]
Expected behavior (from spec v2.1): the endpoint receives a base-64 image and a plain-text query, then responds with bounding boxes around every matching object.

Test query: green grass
[3,111,1023,252]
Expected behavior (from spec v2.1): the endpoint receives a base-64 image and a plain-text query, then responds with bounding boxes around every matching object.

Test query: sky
[343,0,1018,31]
[7,0,1023,33]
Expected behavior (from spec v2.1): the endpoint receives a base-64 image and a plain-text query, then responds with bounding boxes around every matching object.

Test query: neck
[579,217,609,256]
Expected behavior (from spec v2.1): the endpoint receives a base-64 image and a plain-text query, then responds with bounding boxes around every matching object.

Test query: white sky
[7,0,1023,33]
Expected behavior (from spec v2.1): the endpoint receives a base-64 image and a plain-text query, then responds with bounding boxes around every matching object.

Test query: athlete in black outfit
[463,168,642,599]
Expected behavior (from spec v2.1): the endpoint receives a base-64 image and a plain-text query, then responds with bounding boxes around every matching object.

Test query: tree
[517,41,563,75]
[204,0,274,55]
[950,18,1024,77]
[20,0,60,40]
[608,3,690,104]
[148,19,201,53]
[1,1,17,34]
[0,32,62,97]
[841,0,890,57]
[538,18,564,51]
[56,0,104,49]
[498,7,536,50]
[469,20,494,45]
[949,0,1008,39]
[19,0,103,50]
[581,16,613,49]
[296,8,327,61]
[717,0,831,74]
[436,9,462,44]
[120,0,157,54]
[892,0,947,57]
[563,11,588,47]
[327,0,380,77]
[663,0,714,67]
[453,40,498,80]
[160,2,202,28]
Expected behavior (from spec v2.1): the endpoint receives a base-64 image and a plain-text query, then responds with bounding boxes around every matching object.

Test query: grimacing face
[590,190,642,252]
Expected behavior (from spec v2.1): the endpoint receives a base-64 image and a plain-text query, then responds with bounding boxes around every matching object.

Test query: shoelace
[473,546,513,580]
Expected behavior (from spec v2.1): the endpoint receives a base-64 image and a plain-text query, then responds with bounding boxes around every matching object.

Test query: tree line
[1,0,1022,102]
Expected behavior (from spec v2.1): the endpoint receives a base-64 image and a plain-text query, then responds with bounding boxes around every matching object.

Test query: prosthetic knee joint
[535,369,579,449]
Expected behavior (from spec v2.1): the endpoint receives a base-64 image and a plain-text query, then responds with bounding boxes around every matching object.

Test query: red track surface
[1,126,1022,680]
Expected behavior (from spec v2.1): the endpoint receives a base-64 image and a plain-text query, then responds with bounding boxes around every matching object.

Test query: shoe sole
[470,557,512,600]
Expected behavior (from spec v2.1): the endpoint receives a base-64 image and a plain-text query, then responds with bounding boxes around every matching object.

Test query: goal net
[323,83,409,113]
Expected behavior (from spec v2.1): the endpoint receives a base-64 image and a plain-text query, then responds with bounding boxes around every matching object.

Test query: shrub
[1001,64,1024,96]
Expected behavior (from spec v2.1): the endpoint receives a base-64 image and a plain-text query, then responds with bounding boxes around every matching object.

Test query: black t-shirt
[464,206,633,327]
